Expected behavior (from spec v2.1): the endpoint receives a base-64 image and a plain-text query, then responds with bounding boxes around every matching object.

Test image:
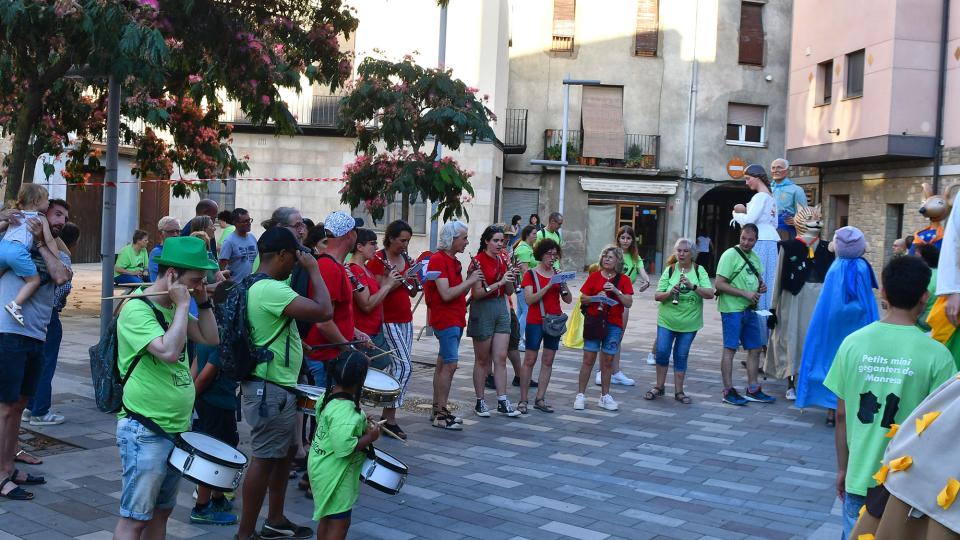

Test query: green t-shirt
[715,247,763,313]
[248,278,302,387]
[918,268,937,332]
[623,254,644,282]
[117,298,195,433]
[536,228,562,247]
[656,264,711,332]
[115,244,149,278]
[513,242,536,266]
[824,322,956,497]
[218,225,236,247]
[307,397,367,519]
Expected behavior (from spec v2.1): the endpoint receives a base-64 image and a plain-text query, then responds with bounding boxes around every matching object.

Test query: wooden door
[139,180,170,242]
[66,184,104,264]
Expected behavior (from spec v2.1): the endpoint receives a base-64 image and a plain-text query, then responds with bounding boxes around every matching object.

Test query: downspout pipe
[932,0,950,193]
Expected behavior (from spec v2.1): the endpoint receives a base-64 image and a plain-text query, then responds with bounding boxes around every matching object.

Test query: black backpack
[217,272,288,381]
[89,297,169,414]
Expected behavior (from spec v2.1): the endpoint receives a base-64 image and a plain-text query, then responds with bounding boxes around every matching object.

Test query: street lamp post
[100,74,121,338]
[530,76,601,215]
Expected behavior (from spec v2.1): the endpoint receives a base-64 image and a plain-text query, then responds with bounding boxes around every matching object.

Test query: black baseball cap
[258,226,310,254]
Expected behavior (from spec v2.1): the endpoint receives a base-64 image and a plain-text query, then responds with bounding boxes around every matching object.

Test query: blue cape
[795,257,879,410]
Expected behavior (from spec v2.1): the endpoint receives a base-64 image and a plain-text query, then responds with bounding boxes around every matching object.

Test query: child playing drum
[309,351,381,540]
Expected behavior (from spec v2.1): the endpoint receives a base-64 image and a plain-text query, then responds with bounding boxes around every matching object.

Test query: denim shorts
[0,333,44,403]
[655,326,697,372]
[525,323,560,352]
[720,310,763,350]
[584,325,624,355]
[116,417,181,521]
[241,380,297,459]
[435,326,463,363]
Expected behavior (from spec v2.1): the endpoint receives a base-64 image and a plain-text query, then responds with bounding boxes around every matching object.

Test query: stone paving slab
[2,282,842,539]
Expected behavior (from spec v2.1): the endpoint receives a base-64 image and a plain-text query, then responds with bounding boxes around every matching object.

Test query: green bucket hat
[153,236,219,271]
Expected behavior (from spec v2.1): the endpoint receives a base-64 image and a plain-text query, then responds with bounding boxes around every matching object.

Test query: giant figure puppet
[795,226,880,425]
[765,205,834,399]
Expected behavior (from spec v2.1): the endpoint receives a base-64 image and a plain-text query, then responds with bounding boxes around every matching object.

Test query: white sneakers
[573,393,586,410]
[599,394,619,411]
[574,393,619,411]
[29,413,65,426]
[595,370,636,386]
[785,388,797,401]
[646,352,656,365]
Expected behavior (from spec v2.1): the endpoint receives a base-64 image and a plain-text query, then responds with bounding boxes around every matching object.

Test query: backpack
[217,272,288,381]
[89,297,169,414]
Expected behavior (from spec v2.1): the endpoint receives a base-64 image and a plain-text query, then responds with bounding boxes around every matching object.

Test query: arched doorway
[695,184,752,275]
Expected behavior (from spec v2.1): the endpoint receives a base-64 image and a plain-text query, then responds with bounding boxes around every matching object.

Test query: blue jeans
[655,325,697,372]
[516,290,529,346]
[114,274,144,285]
[841,492,867,539]
[27,311,62,416]
[116,417,181,521]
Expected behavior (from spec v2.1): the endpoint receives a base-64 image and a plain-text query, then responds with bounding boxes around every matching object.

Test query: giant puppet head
[794,204,823,240]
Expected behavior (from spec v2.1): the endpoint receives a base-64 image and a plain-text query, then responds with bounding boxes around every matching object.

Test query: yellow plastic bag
[563,297,584,349]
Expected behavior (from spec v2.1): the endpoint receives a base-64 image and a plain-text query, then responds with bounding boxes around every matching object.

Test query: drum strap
[122,404,175,443]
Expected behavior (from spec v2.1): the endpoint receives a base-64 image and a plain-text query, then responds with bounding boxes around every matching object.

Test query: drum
[168,432,247,492]
[360,447,408,495]
[295,384,326,416]
[360,369,401,407]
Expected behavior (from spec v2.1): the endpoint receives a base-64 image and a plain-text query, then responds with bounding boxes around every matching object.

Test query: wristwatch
[197,300,214,310]
[692,285,699,291]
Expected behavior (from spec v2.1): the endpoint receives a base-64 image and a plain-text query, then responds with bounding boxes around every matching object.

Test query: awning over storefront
[579,177,677,195]
[581,86,625,160]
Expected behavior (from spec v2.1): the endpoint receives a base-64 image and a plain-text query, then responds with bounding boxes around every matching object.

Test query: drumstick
[366,348,398,361]
[305,340,367,351]
[379,424,408,445]
[102,288,197,300]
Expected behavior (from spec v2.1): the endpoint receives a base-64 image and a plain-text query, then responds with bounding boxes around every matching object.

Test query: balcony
[502,109,528,154]
[220,94,345,133]
[542,129,659,170]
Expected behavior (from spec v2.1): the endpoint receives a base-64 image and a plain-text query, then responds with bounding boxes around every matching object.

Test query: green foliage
[0,0,358,199]
[338,55,496,220]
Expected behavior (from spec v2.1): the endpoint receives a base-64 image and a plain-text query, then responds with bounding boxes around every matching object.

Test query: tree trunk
[5,90,44,201]
[401,191,410,221]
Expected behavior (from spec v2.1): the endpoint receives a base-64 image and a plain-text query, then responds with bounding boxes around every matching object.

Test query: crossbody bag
[529,270,568,337]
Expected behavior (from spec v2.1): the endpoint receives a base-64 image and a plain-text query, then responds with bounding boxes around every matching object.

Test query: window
[846,49,865,98]
[352,196,427,235]
[726,103,766,146]
[551,0,576,52]
[884,204,904,263]
[830,195,850,235]
[738,2,764,66]
[817,60,834,105]
[635,0,659,57]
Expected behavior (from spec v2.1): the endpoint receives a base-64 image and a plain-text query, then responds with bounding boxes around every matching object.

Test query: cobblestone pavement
[1,283,843,540]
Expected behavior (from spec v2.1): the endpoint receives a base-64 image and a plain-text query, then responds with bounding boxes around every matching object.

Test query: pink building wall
[787,0,960,152]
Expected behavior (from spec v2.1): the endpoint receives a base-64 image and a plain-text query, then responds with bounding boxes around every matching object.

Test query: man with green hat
[113,236,220,540]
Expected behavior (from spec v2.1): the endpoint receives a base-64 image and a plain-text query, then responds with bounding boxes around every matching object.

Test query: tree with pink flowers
[0,0,358,200]
[338,55,497,222]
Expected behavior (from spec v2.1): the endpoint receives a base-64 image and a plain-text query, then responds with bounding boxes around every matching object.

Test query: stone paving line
[1,284,844,540]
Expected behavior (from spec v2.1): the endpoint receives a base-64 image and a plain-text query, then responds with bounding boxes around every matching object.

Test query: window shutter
[727,103,765,127]
[635,0,659,57]
[738,2,764,66]
[553,0,576,37]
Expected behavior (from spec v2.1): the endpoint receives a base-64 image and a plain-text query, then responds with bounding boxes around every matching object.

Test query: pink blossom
[249,79,258,89]
[188,74,202,84]
[261,95,271,105]
[138,0,159,9]
[466,86,479,94]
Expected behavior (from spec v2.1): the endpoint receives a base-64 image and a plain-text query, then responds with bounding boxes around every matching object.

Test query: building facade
[786,0,960,271]
[504,0,794,271]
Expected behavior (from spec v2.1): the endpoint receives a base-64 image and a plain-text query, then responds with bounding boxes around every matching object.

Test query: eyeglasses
[290,221,307,229]
[161,229,179,235]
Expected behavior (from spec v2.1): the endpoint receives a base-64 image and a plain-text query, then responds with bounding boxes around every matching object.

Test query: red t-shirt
[348,262,382,336]
[425,250,466,330]
[474,251,507,299]
[365,250,413,324]
[521,269,562,324]
[305,255,354,361]
[580,271,634,329]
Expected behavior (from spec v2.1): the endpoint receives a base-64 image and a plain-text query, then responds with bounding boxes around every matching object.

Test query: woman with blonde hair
[575,246,634,411]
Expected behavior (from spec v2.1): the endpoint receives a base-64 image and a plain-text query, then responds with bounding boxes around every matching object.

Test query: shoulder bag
[582,272,620,341]
[530,270,568,337]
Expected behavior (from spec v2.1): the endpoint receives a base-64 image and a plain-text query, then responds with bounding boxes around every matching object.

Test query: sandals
[644,386,665,400]
[381,421,407,440]
[533,399,554,413]
[516,401,529,415]
[4,301,24,327]
[674,392,692,405]
[15,448,42,465]
[0,477,33,500]
[12,468,44,485]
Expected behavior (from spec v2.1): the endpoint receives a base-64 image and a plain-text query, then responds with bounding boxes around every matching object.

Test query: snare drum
[168,432,248,492]
[360,369,401,407]
[295,384,326,416]
[360,447,408,495]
